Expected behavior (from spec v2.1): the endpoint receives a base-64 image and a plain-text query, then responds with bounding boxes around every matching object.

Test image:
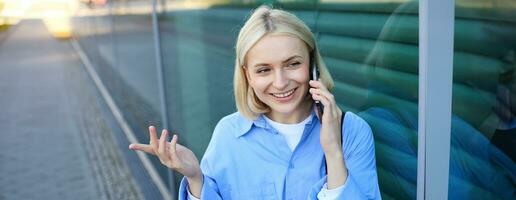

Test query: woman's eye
[288,62,301,67]
[256,68,270,74]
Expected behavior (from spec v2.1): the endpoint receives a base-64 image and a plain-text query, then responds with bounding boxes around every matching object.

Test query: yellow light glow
[0,0,78,38]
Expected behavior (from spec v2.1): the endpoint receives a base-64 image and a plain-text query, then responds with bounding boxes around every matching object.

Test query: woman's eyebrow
[252,55,303,68]
[282,55,302,63]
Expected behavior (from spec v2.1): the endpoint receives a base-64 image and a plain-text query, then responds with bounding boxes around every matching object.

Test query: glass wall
[317,1,419,199]
[448,0,516,199]
[70,0,516,199]
[71,0,170,196]
[158,0,252,193]
[320,1,419,199]
[157,0,419,199]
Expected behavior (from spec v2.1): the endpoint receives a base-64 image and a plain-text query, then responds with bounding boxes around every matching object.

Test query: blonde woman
[129,5,381,200]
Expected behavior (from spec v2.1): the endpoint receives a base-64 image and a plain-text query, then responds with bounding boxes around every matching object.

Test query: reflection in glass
[72,0,167,191]
[326,2,420,199]
[449,0,516,199]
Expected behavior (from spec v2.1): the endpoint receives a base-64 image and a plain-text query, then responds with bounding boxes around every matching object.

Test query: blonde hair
[234,5,334,120]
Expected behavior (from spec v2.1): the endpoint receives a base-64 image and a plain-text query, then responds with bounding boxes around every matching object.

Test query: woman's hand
[129,126,203,197]
[309,80,343,155]
[309,80,348,189]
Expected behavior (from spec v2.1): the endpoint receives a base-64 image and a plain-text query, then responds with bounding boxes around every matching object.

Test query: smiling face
[245,34,312,123]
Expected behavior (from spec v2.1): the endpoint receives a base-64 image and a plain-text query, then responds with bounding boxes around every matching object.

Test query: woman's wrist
[325,151,347,189]
[186,174,203,198]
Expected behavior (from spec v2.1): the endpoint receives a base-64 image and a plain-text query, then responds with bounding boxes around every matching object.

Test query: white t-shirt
[263,115,311,151]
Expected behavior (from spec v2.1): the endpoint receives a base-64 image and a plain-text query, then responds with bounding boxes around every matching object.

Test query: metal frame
[151,0,175,199]
[418,0,455,199]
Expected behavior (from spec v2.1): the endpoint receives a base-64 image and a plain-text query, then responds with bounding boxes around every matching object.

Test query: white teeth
[272,88,295,98]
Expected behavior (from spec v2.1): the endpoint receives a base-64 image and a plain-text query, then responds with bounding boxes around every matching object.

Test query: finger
[149,126,158,150]
[169,134,179,160]
[309,88,338,115]
[129,143,156,155]
[313,94,337,119]
[312,93,331,112]
[158,129,168,156]
[313,93,341,122]
[309,80,328,91]
[310,88,336,112]
[310,81,335,109]
[309,87,335,103]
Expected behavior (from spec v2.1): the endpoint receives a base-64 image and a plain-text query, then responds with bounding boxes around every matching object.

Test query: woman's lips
[270,88,297,103]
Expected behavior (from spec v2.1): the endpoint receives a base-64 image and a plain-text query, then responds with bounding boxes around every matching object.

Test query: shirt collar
[234,109,319,138]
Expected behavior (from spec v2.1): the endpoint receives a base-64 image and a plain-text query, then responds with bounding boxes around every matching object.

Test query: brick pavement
[0,20,143,200]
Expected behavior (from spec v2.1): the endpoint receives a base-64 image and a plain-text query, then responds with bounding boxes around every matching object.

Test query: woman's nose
[272,70,288,89]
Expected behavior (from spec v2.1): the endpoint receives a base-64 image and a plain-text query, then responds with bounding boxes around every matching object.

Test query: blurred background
[0,0,514,199]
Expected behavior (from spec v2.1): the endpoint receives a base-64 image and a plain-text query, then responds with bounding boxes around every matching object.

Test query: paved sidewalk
[0,20,143,200]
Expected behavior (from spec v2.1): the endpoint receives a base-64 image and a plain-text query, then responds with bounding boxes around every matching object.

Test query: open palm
[129,126,201,179]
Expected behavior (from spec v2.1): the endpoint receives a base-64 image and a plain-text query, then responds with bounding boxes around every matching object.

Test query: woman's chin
[267,99,306,115]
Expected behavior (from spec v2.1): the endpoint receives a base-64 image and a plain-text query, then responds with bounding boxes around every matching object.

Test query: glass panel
[158,0,250,190]
[72,0,169,192]
[449,1,516,199]
[317,1,419,199]
[109,0,170,189]
[159,0,419,198]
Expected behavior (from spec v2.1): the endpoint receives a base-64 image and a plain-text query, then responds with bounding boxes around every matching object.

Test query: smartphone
[310,55,324,121]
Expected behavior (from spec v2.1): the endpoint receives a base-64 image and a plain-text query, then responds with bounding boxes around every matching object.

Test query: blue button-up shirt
[178,111,381,200]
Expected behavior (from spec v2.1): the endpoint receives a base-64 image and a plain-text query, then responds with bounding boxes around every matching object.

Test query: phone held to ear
[311,60,324,122]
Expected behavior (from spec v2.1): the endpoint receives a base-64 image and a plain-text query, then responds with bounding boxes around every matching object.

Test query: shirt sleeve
[178,174,223,200]
[186,185,201,200]
[309,113,382,200]
[317,181,347,199]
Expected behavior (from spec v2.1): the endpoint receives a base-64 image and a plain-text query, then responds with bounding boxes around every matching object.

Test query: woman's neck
[265,99,313,124]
